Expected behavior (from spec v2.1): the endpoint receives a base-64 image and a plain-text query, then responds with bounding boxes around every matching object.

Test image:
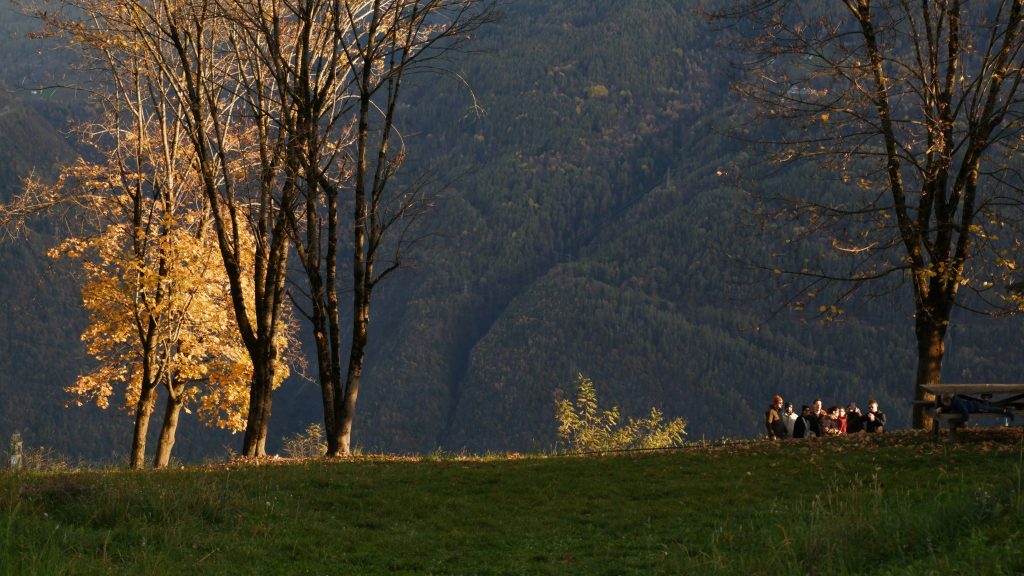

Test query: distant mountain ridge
[3,0,1024,461]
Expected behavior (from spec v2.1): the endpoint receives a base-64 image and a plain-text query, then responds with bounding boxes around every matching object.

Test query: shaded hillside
[0,2,91,129]
[4,0,1024,460]
[0,90,73,201]
[343,0,1024,452]
[0,84,122,460]
[0,0,118,461]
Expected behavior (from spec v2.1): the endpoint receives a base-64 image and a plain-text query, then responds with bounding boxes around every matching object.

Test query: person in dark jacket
[846,403,864,434]
[864,399,886,433]
[936,393,1013,428]
[793,405,822,438]
[765,395,787,439]
[821,406,841,436]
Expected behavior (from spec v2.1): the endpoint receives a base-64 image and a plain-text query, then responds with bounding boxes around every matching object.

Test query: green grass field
[2,430,1023,575]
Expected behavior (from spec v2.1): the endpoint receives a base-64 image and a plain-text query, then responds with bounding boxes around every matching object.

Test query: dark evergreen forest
[2,0,1024,461]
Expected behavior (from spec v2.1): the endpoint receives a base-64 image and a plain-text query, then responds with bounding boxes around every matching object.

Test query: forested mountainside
[2,0,1024,461]
[0,4,236,461]
[0,82,125,460]
[350,0,1024,452]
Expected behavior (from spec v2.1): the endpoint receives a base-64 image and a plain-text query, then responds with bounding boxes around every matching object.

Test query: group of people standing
[765,395,886,439]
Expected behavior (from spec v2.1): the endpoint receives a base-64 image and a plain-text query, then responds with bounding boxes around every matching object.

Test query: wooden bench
[933,411,1020,438]
[916,399,1022,437]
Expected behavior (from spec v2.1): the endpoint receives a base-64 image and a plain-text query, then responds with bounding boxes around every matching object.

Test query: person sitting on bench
[935,393,1014,428]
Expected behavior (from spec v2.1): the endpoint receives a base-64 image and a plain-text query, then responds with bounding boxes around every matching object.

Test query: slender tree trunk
[312,305,338,454]
[130,383,158,469]
[297,205,340,455]
[154,391,183,468]
[913,307,948,431]
[325,187,343,456]
[336,294,369,455]
[303,187,338,455]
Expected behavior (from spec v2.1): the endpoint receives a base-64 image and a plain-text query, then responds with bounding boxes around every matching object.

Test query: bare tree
[328,0,493,455]
[224,0,493,456]
[720,0,1024,428]
[222,0,360,457]
[117,0,307,456]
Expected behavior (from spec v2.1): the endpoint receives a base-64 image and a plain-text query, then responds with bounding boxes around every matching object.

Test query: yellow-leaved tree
[5,0,308,462]
[31,29,295,466]
[51,176,293,468]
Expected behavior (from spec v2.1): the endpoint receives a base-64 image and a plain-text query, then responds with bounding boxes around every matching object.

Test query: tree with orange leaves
[13,17,296,467]
[10,0,489,460]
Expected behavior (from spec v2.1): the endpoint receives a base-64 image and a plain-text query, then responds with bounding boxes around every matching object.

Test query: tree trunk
[242,353,275,457]
[306,251,338,454]
[154,391,183,468]
[129,383,158,469]
[335,291,370,456]
[297,206,339,456]
[325,186,342,456]
[913,312,948,431]
[314,323,338,455]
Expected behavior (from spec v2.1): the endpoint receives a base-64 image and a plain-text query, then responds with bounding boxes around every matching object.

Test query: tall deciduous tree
[15,19,294,467]
[223,0,361,458]
[9,0,299,460]
[12,0,489,458]
[220,0,493,456]
[326,0,493,456]
[721,0,1024,428]
[155,0,297,457]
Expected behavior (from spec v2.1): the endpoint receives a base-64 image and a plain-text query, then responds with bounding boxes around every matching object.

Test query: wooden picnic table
[919,383,1024,435]
[919,383,1024,406]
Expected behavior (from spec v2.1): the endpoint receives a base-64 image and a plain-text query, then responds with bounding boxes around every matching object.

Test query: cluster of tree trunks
[3,0,491,466]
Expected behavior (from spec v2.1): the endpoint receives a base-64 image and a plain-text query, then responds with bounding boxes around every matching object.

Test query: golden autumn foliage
[13,0,488,460]
[52,201,290,433]
[43,94,293,436]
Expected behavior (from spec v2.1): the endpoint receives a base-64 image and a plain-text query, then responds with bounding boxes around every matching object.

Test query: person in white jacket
[782,402,798,438]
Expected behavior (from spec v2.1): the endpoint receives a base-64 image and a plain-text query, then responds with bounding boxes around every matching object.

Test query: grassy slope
[3,430,1023,575]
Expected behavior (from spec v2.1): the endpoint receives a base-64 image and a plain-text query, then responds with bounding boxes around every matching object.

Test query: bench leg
[949,418,965,437]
